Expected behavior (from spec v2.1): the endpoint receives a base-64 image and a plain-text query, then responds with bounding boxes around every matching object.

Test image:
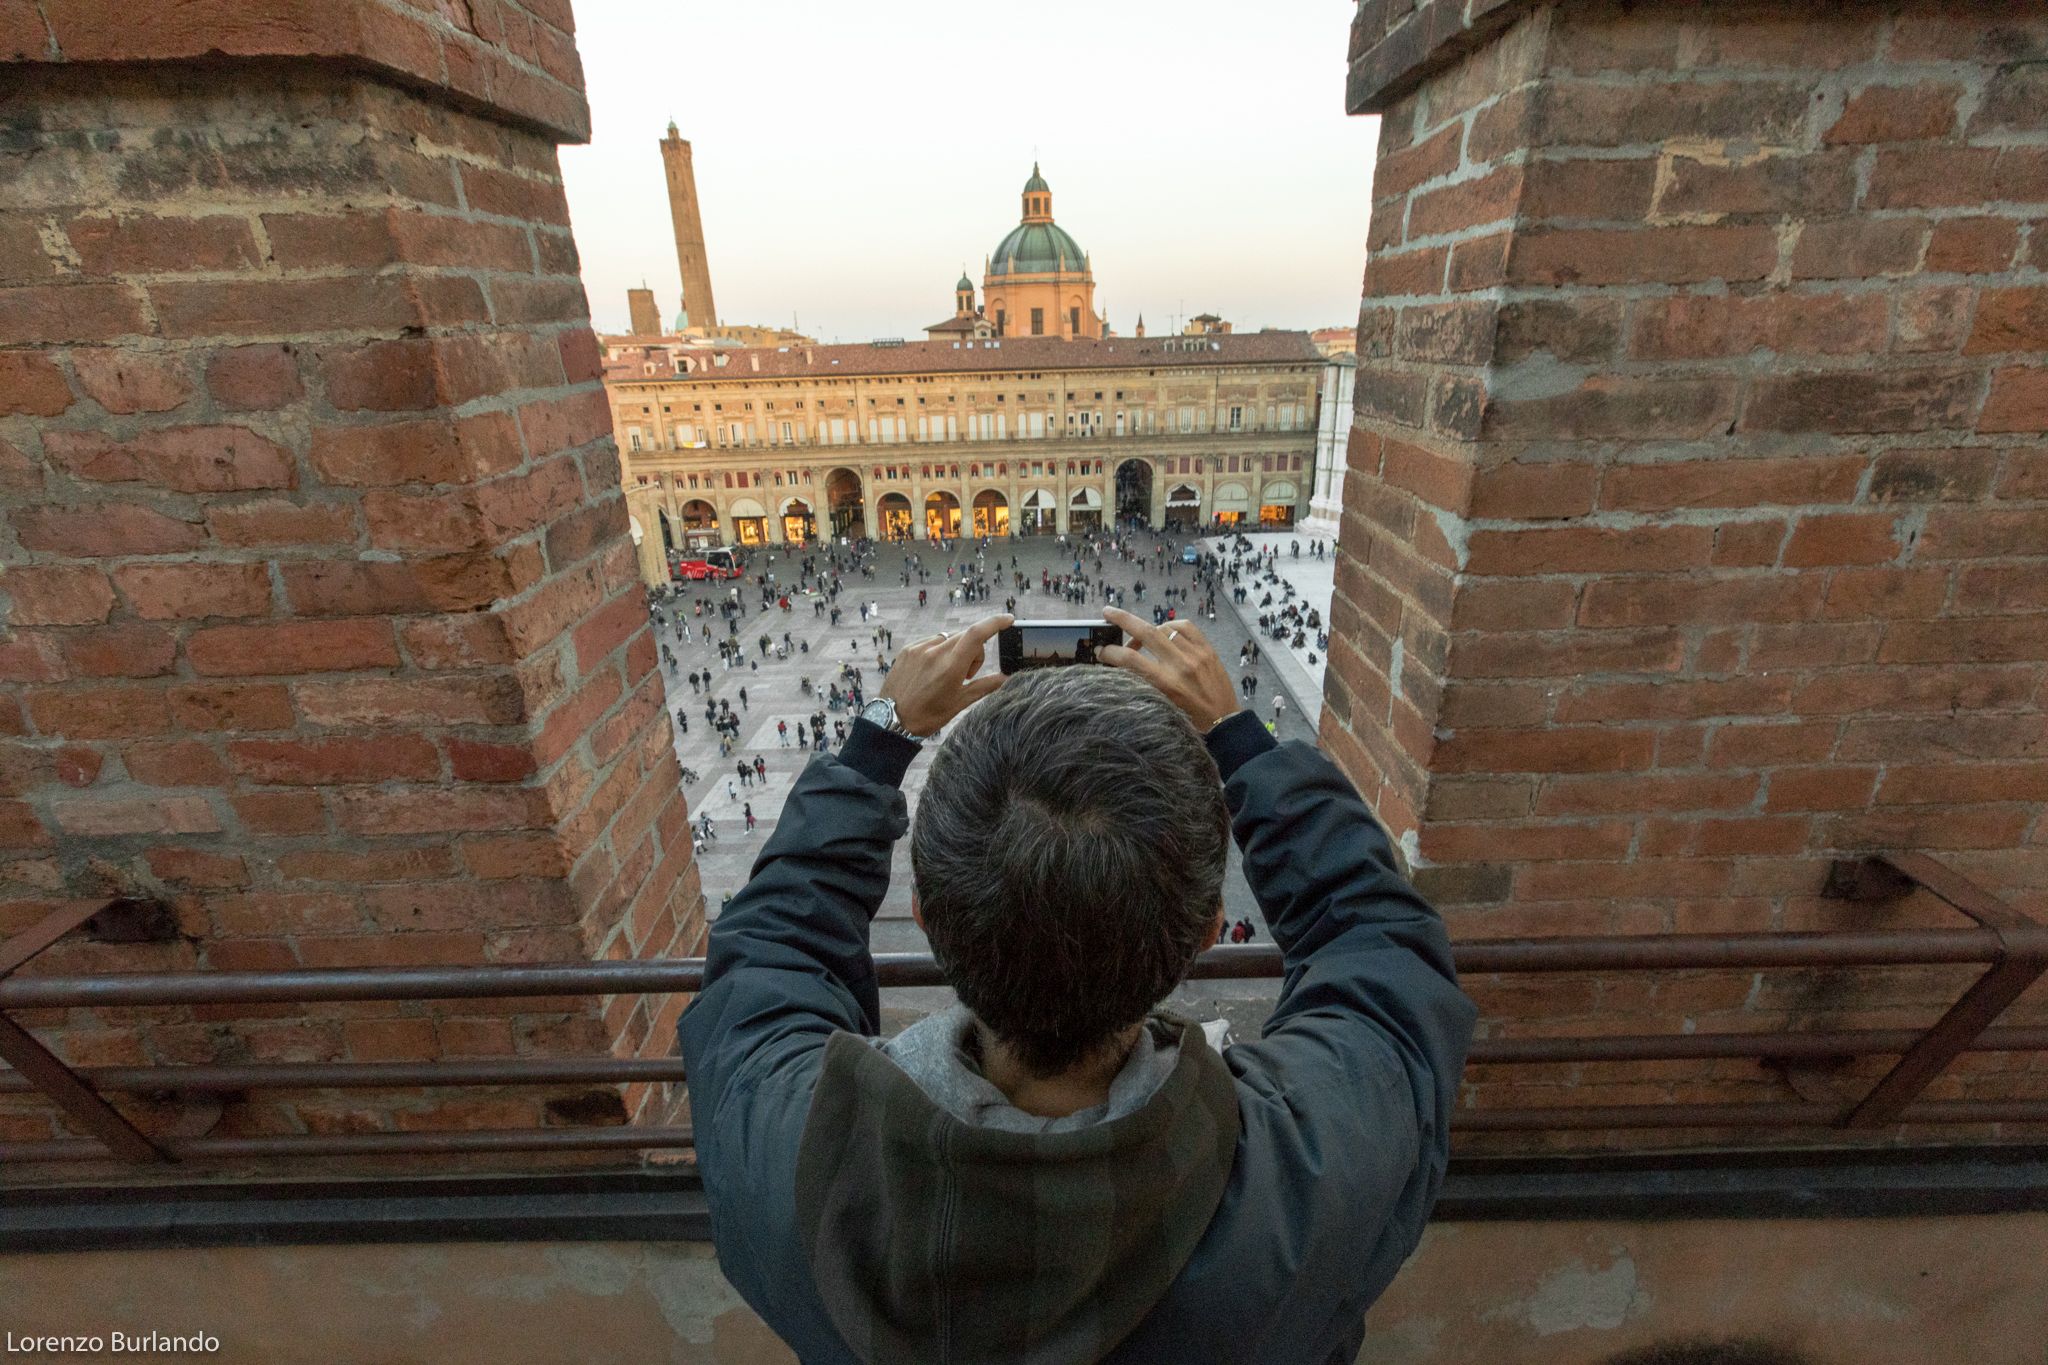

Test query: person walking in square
[778,720,790,747]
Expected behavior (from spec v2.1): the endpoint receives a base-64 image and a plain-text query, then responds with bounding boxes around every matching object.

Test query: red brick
[1954,564,2048,614]
[1820,568,1950,621]
[460,164,571,225]
[1572,577,1818,630]
[232,791,326,835]
[123,740,228,787]
[1980,368,2048,433]
[1876,763,2048,807]
[0,351,74,416]
[26,685,172,739]
[570,589,647,672]
[4,565,115,625]
[1629,293,1890,359]
[1968,288,2048,354]
[1782,513,1902,568]
[293,675,524,727]
[1363,246,1447,298]
[1877,618,2048,665]
[205,344,304,410]
[296,931,483,967]
[66,213,258,275]
[1507,225,1777,287]
[1433,727,1653,775]
[0,801,52,849]
[1794,665,2038,717]
[61,623,177,678]
[445,737,537,782]
[1742,370,1980,434]
[43,426,293,493]
[1535,773,1759,816]
[207,498,358,548]
[460,832,570,880]
[1868,448,1999,504]
[279,559,433,616]
[309,419,495,487]
[229,735,440,785]
[67,348,194,414]
[1748,622,1883,669]
[1483,376,1737,442]
[1600,455,1863,512]
[1450,628,1686,680]
[149,276,419,339]
[1659,151,1857,220]
[387,211,533,272]
[111,563,271,620]
[333,786,550,836]
[260,211,397,270]
[1825,84,1961,144]
[0,283,146,344]
[1448,581,1579,632]
[1917,507,2048,560]
[1466,525,1711,577]
[144,846,249,889]
[1896,285,1973,354]
[167,682,296,732]
[320,338,440,412]
[185,619,399,676]
[1707,723,1840,769]
[1927,218,2020,275]
[53,795,220,836]
[1556,676,1795,724]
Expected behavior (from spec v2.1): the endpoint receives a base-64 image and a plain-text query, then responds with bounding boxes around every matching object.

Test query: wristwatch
[860,696,926,741]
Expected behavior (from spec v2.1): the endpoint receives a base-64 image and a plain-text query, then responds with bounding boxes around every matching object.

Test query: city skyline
[559,0,1378,342]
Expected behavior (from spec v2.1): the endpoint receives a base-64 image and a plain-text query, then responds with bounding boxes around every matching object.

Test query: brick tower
[659,123,719,334]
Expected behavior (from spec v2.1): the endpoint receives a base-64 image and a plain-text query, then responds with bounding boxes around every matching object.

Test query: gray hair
[911,667,1230,1075]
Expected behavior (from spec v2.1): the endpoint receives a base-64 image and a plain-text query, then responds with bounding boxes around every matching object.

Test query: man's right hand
[1099,607,1241,734]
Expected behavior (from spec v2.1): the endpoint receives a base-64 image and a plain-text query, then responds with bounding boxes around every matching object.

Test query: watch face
[860,700,893,727]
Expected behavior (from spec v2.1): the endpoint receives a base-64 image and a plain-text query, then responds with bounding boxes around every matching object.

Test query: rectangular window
[1229,406,1243,431]
[995,309,1006,335]
[1069,308,1080,335]
[1030,308,1044,336]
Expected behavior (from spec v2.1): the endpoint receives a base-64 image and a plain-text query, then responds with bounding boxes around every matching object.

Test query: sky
[558,0,1379,344]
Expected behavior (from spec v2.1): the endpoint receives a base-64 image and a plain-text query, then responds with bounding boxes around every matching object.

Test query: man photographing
[678,606,1476,1364]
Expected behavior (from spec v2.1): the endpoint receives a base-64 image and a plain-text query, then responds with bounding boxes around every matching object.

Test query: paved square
[652,532,1322,1033]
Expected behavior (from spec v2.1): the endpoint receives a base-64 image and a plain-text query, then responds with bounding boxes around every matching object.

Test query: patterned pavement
[650,533,1320,1034]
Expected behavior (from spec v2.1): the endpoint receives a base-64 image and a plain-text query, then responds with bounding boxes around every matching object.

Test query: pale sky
[559,0,1378,344]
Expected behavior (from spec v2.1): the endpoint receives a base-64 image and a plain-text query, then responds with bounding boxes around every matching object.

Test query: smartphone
[998,620,1123,674]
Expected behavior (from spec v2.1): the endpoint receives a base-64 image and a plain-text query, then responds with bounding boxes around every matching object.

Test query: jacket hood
[794,1014,1242,1365]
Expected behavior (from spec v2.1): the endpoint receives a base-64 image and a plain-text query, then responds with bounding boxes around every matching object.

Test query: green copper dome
[1023,161,1050,194]
[989,222,1088,277]
[957,272,975,292]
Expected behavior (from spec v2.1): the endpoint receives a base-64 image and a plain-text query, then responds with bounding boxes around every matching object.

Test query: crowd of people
[647,521,1330,897]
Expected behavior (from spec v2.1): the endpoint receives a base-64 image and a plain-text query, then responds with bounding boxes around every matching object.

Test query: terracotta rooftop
[614,330,1323,385]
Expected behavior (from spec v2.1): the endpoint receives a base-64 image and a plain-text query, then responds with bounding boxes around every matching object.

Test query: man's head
[911,666,1230,1077]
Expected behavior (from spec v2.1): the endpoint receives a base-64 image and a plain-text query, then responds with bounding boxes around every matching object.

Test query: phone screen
[998,621,1123,674]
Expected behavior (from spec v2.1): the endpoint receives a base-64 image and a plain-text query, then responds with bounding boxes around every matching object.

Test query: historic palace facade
[612,330,1324,555]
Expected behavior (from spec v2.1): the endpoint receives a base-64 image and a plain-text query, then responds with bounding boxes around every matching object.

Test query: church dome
[957,272,974,292]
[989,222,1088,277]
[1023,162,1050,194]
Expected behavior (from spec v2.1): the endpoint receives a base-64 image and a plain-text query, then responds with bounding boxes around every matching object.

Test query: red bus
[673,545,746,581]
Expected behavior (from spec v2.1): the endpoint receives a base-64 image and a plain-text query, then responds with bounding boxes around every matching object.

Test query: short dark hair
[911,667,1230,1075]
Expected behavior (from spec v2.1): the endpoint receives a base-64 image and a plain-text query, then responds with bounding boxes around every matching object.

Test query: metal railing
[1,853,2043,1167]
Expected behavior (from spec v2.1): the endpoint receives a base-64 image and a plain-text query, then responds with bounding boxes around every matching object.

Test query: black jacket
[678,712,1475,1363]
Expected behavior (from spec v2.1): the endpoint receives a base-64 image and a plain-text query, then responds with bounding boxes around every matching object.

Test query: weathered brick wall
[0,5,700,1165]
[1336,0,2047,1145]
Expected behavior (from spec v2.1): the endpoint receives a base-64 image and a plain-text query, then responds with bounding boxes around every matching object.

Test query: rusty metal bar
[0,930,2011,1011]
[0,1057,690,1094]
[6,1096,2046,1165]
[0,1126,695,1164]
[0,898,170,1165]
[0,1016,166,1164]
[0,900,109,979]
[11,1027,2048,1096]
[1843,854,2048,1128]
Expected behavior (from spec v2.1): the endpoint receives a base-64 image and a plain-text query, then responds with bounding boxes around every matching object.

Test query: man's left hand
[879,614,1012,737]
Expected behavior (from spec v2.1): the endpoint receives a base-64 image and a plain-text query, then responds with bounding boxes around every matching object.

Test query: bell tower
[660,121,720,333]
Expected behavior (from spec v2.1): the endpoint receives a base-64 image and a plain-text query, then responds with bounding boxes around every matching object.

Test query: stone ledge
[9,0,591,144]
[1347,0,1537,115]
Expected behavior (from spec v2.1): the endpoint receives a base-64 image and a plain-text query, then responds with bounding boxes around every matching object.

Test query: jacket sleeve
[677,720,915,1152]
[1208,713,1476,1294]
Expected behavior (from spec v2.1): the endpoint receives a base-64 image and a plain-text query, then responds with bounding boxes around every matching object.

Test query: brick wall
[0,7,700,1165]
[1336,0,2047,1146]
